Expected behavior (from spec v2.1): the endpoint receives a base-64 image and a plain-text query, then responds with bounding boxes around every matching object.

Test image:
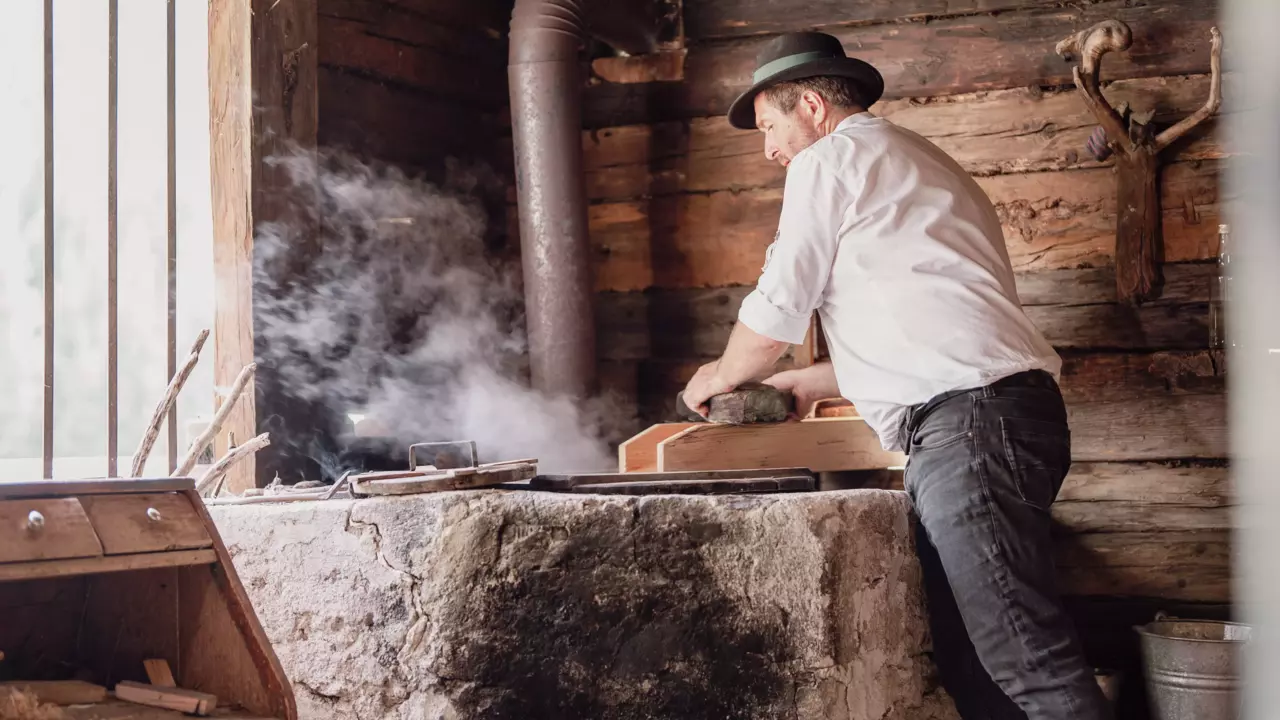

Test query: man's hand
[763,361,840,418]
[681,361,738,419]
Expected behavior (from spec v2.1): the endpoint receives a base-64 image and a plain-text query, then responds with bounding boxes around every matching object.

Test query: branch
[173,362,257,477]
[1057,20,1135,156]
[1155,27,1223,152]
[196,432,271,497]
[130,329,210,476]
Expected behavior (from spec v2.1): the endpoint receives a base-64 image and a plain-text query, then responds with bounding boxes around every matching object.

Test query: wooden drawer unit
[0,498,103,564]
[81,493,213,555]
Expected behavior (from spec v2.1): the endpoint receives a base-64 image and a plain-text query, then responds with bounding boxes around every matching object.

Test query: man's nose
[764,141,779,161]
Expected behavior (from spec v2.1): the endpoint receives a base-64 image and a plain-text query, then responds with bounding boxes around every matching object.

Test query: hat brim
[726,56,885,130]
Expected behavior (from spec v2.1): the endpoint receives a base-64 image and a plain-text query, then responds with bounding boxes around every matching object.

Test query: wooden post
[208,0,317,493]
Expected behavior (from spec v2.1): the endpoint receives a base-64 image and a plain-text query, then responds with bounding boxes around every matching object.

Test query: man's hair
[761,76,864,115]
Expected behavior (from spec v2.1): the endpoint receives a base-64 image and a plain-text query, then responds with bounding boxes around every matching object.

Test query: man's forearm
[714,321,791,387]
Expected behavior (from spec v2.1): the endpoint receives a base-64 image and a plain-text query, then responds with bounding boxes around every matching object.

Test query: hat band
[752,50,835,84]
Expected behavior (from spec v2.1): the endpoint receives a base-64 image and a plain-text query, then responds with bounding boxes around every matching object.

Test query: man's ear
[801,89,825,124]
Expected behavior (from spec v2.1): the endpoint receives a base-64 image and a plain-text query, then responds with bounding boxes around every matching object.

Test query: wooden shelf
[0,549,217,582]
[63,700,274,719]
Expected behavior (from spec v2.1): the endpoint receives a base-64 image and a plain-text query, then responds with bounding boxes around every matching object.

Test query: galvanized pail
[1135,615,1251,720]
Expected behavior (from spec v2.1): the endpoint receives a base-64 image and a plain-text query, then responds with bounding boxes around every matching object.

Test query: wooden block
[143,659,177,688]
[115,681,215,715]
[0,680,108,705]
[618,423,701,472]
[350,463,537,496]
[532,467,814,491]
[657,418,904,473]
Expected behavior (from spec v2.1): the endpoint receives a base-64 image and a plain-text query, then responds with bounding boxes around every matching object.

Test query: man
[680,31,1111,720]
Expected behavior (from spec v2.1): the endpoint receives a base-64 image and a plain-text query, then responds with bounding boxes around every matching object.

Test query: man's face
[754,91,824,168]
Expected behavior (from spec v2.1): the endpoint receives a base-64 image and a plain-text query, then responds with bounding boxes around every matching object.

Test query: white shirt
[738,112,1061,451]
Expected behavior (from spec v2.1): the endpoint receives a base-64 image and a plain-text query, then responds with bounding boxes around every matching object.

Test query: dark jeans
[898,370,1111,720]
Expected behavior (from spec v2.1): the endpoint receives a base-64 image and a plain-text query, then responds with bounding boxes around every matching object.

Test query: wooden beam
[582,74,1231,203]
[656,418,904,473]
[596,265,1219,362]
[583,0,1217,127]
[1055,530,1229,602]
[683,0,1066,40]
[618,422,700,472]
[581,157,1224,292]
[209,0,318,492]
[317,15,506,108]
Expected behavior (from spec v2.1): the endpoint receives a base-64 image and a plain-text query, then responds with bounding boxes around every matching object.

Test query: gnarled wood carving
[1056,21,1223,304]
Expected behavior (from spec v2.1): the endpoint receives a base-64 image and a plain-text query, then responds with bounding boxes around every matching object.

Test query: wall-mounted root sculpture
[1056,20,1223,304]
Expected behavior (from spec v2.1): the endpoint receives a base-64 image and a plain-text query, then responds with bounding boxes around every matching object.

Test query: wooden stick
[196,432,270,497]
[174,362,255,477]
[1155,27,1223,152]
[131,329,209,476]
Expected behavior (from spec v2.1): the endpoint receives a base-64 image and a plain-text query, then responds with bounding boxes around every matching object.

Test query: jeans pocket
[999,416,1071,511]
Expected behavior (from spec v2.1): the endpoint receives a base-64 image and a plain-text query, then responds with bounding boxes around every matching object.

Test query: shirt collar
[835,112,876,131]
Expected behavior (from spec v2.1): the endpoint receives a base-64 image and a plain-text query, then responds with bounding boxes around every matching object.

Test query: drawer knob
[26,510,45,532]
[146,507,163,522]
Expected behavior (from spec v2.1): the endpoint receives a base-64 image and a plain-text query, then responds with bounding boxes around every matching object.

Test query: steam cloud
[253,150,632,478]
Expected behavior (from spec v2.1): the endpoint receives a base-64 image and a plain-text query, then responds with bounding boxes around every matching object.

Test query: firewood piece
[195,433,271,497]
[0,686,66,720]
[173,363,256,478]
[130,329,209,476]
[532,467,814,491]
[142,659,176,688]
[114,681,215,715]
[349,463,537,496]
[203,492,326,506]
[676,382,791,424]
[0,680,107,705]
[570,475,815,495]
[321,471,352,500]
[807,398,857,419]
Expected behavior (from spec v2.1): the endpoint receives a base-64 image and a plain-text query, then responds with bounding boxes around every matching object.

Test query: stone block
[210,490,957,720]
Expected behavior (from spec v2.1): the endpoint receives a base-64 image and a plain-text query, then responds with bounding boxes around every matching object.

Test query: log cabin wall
[583,0,1230,701]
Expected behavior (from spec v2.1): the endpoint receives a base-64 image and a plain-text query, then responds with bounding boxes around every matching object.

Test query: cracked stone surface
[210,490,958,720]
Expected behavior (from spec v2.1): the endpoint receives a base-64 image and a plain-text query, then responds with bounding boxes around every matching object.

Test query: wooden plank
[0,478,195,499]
[319,0,507,61]
[583,159,1224,292]
[317,15,505,108]
[1057,462,1229,505]
[534,465,814,490]
[0,681,109,705]
[210,0,317,492]
[144,659,178,688]
[0,498,103,564]
[618,422,701,472]
[114,681,216,715]
[1052,502,1229,533]
[1055,531,1229,602]
[684,0,1065,40]
[657,419,905,472]
[321,0,512,33]
[0,549,217,583]
[570,476,815,495]
[582,74,1231,202]
[80,494,213,555]
[583,0,1218,127]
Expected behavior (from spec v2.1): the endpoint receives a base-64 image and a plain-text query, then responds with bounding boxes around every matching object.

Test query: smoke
[251,149,632,478]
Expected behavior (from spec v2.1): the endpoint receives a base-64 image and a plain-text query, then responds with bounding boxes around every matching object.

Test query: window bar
[107,0,120,477]
[42,0,55,480]
[166,0,179,473]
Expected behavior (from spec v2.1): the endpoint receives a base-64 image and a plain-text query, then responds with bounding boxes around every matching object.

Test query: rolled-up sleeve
[738,150,848,344]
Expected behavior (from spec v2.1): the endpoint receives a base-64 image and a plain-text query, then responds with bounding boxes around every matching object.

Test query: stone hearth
[210,490,957,720]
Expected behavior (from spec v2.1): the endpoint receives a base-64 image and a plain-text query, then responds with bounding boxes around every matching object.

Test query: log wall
[583,0,1231,700]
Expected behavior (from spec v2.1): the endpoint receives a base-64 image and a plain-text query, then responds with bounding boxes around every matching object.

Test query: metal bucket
[1135,616,1251,720]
